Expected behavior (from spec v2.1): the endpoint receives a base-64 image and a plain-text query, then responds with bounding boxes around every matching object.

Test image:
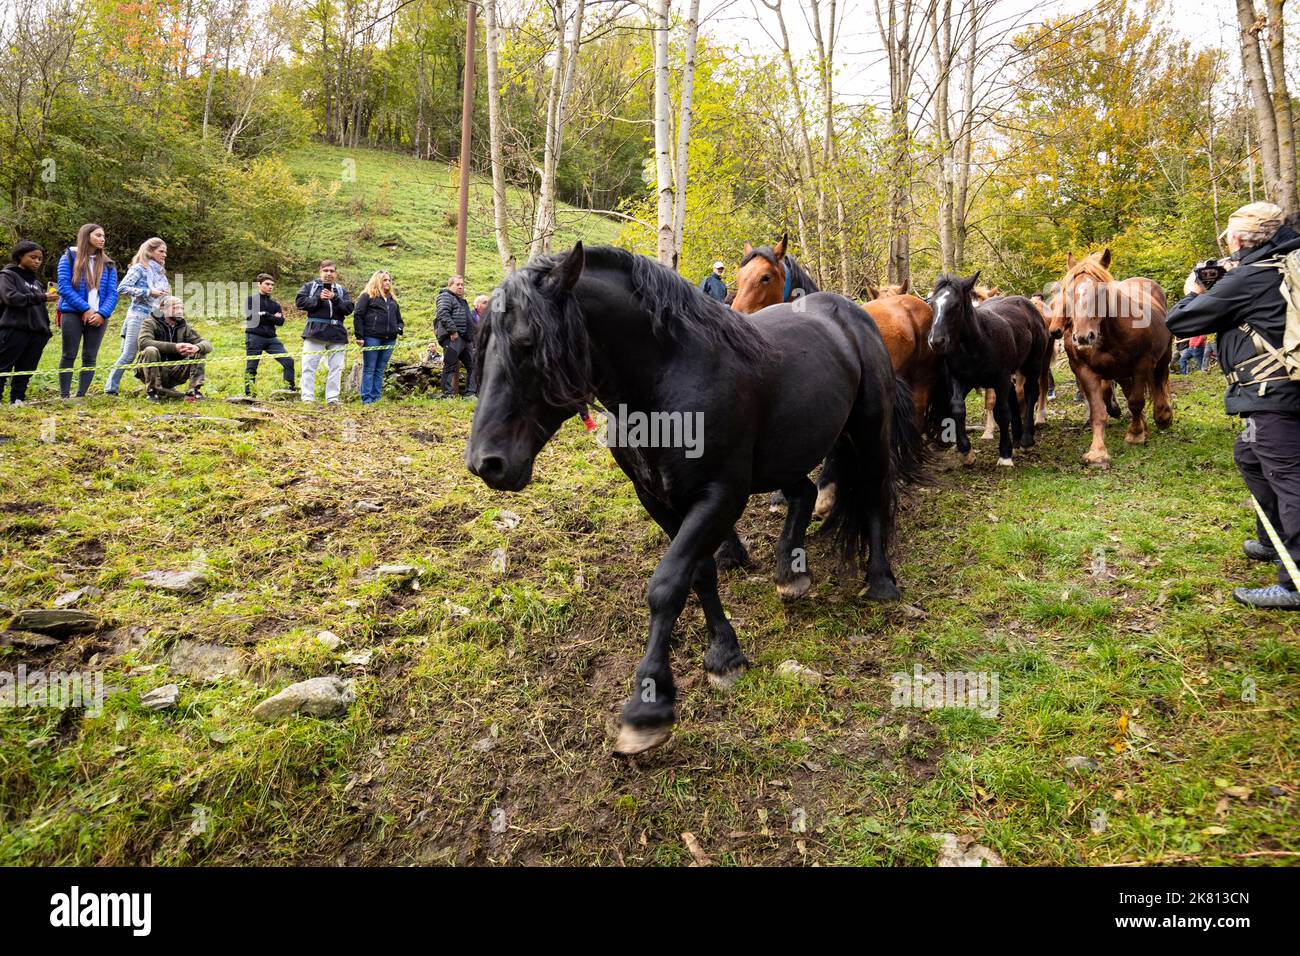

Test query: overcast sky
[697,0,1244,106]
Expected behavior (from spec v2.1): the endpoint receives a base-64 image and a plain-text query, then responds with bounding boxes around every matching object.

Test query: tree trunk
[1266,0,1297,212]
[484,0,515,273]
[1237,0,1285,207]
[930,0,955,272]
[877,0,916,283]
[671,0,701,269]
[953,0,978,270]
[530,0,585,258]
[653,0,675,266]
[766,0,824,282]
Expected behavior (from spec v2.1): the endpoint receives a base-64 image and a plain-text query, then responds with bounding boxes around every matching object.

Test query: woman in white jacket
[107,237,169,396]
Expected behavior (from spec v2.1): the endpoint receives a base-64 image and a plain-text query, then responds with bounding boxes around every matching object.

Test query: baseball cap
[713,261,725,271]
[1219,201,1284,244]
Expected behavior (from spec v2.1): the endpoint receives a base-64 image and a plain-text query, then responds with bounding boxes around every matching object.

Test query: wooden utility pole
[456,2,478,276]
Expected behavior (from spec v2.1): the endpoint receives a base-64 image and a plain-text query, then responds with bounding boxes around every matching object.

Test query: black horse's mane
[739,246,821,298]
[483,245,775,408]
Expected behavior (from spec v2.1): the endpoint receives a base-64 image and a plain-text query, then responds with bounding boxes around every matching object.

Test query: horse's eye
[761,275,771,283]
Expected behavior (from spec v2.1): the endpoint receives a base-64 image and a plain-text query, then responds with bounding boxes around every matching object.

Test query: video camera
[1194,258,1228,291]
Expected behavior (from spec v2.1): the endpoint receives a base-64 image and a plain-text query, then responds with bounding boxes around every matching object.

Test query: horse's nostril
[471,455,508,484]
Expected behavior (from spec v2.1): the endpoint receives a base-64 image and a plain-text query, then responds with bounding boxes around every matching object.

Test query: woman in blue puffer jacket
[56,223,119,398]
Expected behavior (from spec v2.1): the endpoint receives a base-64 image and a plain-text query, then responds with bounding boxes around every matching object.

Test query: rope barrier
[1252,495,1300,591]
[0,338,429,381]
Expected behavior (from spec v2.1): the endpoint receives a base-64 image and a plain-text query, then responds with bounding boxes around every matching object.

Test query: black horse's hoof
[707,666,748,692]
[865,579,902,602]
[776,573,813,602]
[613,724,673,756]
[714,537,750,572]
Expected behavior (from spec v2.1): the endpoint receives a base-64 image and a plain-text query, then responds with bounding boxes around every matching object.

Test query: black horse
[926,273,1052,467]
[466,243,925,755]
[717,235,831,572]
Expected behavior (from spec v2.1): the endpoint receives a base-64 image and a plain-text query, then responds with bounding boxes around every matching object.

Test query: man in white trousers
[295,260,354,404]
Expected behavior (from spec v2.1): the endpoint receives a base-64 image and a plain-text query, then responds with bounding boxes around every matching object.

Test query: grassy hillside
[17,144,621,401]
[1,368,1296,866]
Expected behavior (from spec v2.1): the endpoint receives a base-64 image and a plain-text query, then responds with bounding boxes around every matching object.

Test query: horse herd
[464,237,1175,755]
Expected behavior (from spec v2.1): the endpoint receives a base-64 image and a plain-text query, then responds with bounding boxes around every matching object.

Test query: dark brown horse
[926,273,1052,467]
[1054,250,1173,468]
[970,286,1052,439]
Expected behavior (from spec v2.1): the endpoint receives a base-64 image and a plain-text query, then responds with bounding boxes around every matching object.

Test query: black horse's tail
[890,377,931,489]
[822,375,930,567]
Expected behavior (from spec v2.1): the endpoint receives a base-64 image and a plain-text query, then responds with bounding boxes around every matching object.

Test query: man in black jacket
[436,274,475,398]
[244,274,296,396]
[1167,201,1300,610]
[296,260,354,405]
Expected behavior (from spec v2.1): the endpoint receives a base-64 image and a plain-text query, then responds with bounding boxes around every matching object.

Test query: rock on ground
[777,660,825,687]
[168,640,242,682]
[137,570,209,594]
[7,608,100,636]
[141,684,180,711]
[53,587,103,609]
[934,833,1004,867]
[253,676,355,722]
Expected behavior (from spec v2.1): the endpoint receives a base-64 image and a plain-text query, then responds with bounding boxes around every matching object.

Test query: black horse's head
[466,243,592,491]
[926,272,981,353]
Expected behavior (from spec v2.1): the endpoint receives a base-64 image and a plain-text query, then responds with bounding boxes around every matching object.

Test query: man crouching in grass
[135,295,212,402]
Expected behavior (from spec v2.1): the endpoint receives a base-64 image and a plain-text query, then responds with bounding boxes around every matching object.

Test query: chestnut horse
[862,279,940,426]
[1054,250,1173,468]
[732,234,820,313]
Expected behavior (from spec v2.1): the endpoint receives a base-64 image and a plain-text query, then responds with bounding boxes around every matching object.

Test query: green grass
[1,368,1296,866]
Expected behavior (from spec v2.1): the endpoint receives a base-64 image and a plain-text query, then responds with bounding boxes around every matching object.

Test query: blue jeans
[1180,346,1204,374]
[361,337,396,403]
[106,308,148,394]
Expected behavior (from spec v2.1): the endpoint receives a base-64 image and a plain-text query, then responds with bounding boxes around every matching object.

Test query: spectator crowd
[0,223,485,406]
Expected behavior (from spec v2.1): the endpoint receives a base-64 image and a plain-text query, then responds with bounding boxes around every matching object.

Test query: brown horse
[861,278,939,425]
[1045,289,1124,424]
[1055,250,1173,468]
[732,234,820,314]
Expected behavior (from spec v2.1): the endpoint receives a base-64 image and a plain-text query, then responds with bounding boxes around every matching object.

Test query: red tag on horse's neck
[582,413,597,433]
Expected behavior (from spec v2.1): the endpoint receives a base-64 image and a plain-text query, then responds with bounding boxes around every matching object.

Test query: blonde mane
[1063,254,1116,288]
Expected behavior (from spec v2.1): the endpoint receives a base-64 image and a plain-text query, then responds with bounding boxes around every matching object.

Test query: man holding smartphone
[296,260,353,405]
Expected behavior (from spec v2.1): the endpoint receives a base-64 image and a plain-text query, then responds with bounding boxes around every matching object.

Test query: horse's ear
[1066,253,1077,269]
[1099,248,1112,269]
[990,286,1001,296]
[866,284,879,301]
[743,241,754,257]
[774,233,788,259]
[553,242,584,293]
[964,271,982,290]
[899,278,910,295]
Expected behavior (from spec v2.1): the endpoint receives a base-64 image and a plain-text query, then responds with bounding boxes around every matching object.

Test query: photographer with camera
[1167,201,1300,611]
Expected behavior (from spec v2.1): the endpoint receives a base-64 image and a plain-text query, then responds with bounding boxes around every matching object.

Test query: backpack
[1232,252,1300,395]
[1245,250,1300,392]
